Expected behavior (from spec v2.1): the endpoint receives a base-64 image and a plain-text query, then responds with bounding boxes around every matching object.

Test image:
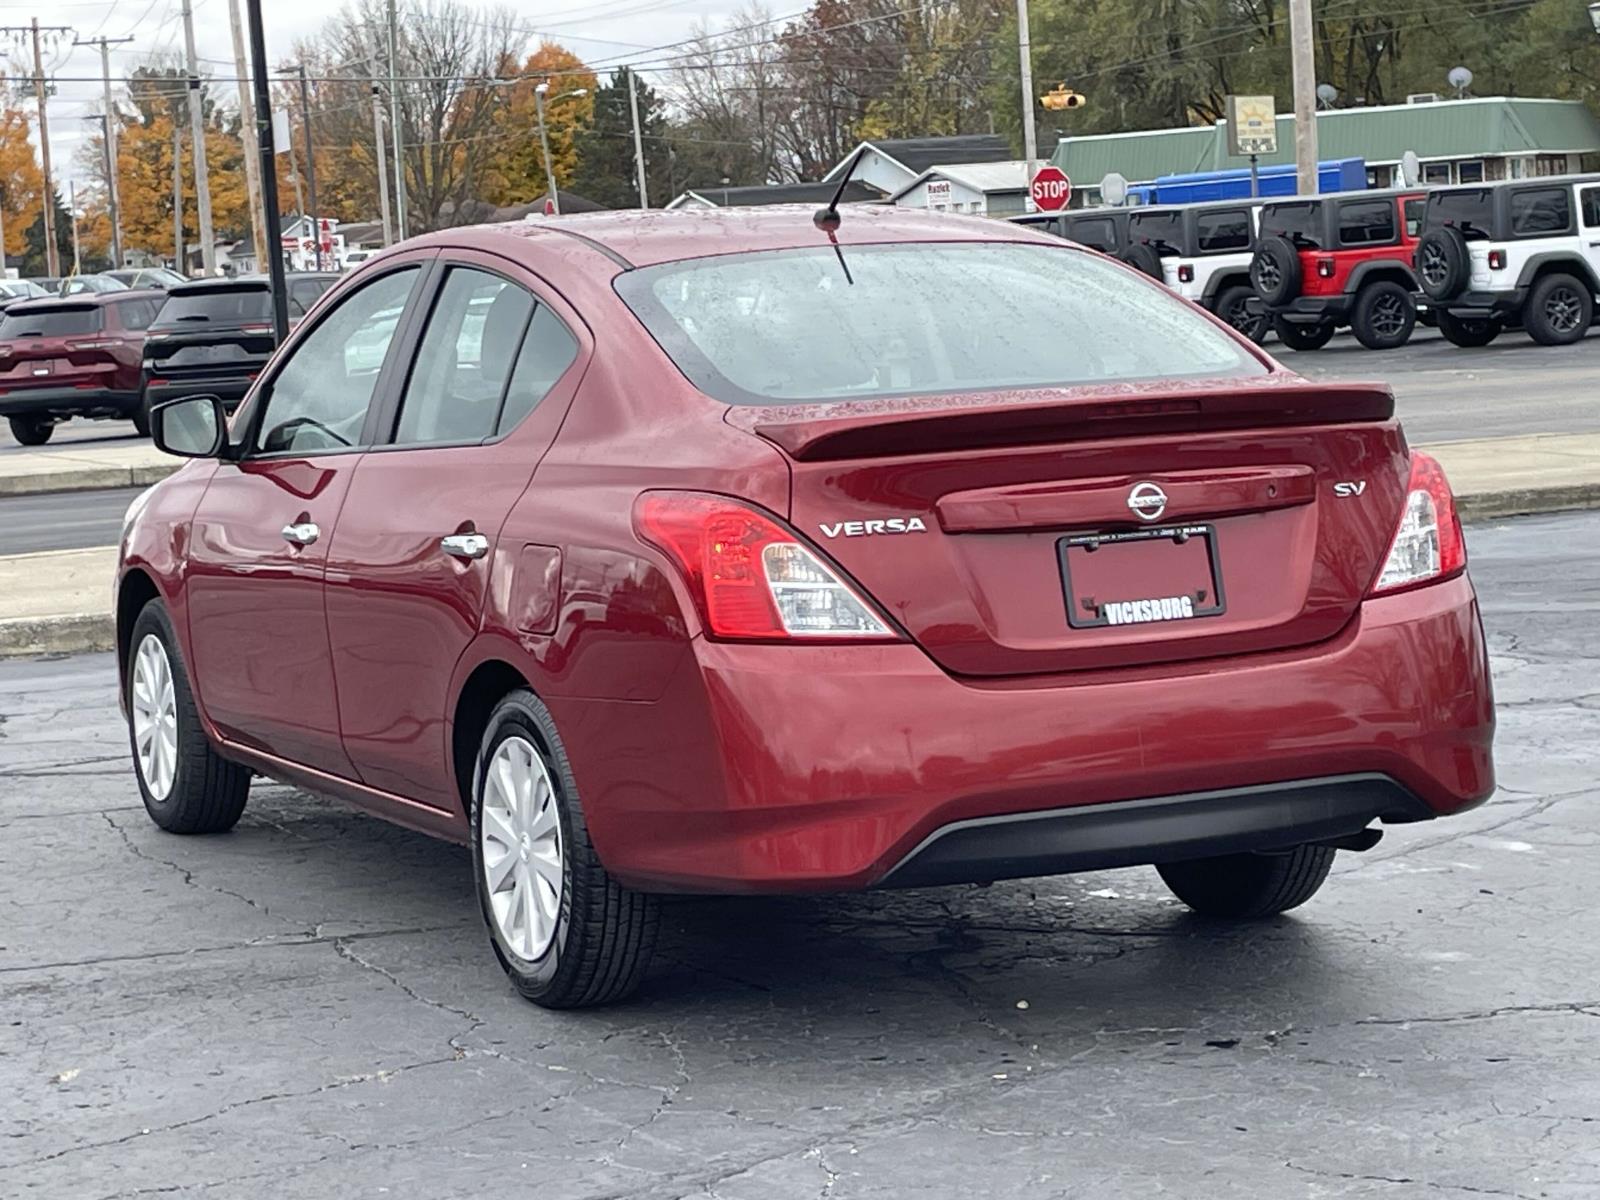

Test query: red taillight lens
[633,492,898,642]
[1177,264,1194,283]
[1316,257,1335,278]
[1487,249,1506,271]
[1369,451,1466,597]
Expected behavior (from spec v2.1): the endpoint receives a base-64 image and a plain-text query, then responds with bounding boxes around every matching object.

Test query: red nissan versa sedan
[118,207,1495,1008]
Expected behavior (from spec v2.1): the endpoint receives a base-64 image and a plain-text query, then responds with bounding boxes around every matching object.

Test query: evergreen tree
[23,188,73,277]
[573,69,672,209]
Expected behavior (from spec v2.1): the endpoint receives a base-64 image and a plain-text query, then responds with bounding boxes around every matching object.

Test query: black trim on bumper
[0,387,141,417]
[1252,295,1353,325]
[877,774,1433,889]
[1437,288,1527,321]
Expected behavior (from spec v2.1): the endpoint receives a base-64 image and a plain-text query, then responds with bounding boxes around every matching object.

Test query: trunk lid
[735,377,1410,677]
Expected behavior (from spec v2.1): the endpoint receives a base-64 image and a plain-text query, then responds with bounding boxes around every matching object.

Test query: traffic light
[1041,86,1086,111]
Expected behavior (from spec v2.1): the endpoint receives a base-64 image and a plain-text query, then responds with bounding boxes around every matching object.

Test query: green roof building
[1051,97,1600,203]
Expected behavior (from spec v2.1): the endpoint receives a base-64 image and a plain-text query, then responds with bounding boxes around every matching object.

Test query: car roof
[404,205,1052,270]
[1260,188,1423,207]
[3,289,162,312]
[165,272,338,294]
[1424,172,1600,194]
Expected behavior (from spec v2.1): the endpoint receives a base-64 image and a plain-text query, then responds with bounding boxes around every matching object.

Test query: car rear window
[1509,187,1572,238]
[0,306,103,338]
[615,243,1265,407]
[1127,212,1186,254]
[1260,202,1323,249]
[1425,188,1493,239]
[152,286,272,328]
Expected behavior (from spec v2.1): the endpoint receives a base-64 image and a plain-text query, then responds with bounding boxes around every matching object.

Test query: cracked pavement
[2,511,1598,1198]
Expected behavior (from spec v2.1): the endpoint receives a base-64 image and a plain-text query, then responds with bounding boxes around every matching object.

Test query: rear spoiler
[743,380,1395,462]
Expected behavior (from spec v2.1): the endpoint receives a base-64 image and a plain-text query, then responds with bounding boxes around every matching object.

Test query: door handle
[281,521,320,547]
[440,532,489,560]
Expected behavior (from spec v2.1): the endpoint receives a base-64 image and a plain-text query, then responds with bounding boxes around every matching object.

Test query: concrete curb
[0,462,179,498]
[1456,484,1600,524]
[0,613,115,658]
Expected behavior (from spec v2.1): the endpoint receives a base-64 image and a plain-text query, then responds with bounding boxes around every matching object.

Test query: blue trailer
[1126,158,1368,205]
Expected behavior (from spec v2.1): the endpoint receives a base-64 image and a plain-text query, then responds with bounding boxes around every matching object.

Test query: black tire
[131,394,152,438]
[1435,309,1503,348]
[7,414,54,445]
[1350,280,1417,350]
[1524,272,1594,347]
[1156,844,1336,918]
[126,599,251,834]
[1414,227,1470,301]
[1250,235,1302,306]
[1214,284,1267,343]
[472,689,658,1009]
[1119,242,1164,280]
[1271,317,1336,352]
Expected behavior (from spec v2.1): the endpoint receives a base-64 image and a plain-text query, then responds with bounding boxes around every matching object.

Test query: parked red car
[119,209,1495,1008]
[0,291,164,444]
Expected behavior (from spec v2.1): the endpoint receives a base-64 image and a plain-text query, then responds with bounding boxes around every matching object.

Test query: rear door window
[0,306,103,337]
[1195,209,1251,253]
[1337,199,1397,246]
[1510,188,1573,237]
[1583,187,1600,228]
[497,307,579,435]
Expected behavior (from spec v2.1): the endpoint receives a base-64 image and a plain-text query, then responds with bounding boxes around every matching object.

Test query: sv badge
[1333,481,1367,497]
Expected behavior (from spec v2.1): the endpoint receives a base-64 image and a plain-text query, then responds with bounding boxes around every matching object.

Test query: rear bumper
[143,374,255,411]
[564,572,1496,894]
[0,387,141,418]
[1250,294,1351,325]
[1437,288,1526,320]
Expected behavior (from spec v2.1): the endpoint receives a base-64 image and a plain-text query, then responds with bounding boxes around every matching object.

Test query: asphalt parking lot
[2,510,1597,1199]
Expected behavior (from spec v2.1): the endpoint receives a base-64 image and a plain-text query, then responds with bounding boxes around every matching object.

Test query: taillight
[633,492,898,641]
[1487,249,1506,271]
[241,323,273,333]
[1316,257,1335,278]
[1369,451,1466,597]
[67,339,119,351]
[1177,264,1194,283]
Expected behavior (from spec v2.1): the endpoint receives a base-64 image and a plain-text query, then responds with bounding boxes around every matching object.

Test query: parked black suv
[141,273,338,414]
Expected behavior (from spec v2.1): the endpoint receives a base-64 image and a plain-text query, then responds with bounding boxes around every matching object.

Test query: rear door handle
[281,521,320,547]
[440,532,489,560]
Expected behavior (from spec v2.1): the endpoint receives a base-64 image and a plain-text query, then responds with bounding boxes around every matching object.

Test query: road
[0,487,144,555]
[2,511,1597,1198]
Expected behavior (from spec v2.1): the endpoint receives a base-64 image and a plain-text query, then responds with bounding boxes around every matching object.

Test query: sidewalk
[3,431,1600,656]
[0,440,178,497]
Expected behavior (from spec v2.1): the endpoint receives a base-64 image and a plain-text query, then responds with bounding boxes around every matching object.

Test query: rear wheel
[131,394,152,438]
[1350,280,1416,350]
[7,414,54,445]
[1524,273,1593,346]
[1156,844,1336,918]
[1435,310,1503,348]
[473,689,658,1009]
[1214,285,1267,343]
[1271,317,1335,352]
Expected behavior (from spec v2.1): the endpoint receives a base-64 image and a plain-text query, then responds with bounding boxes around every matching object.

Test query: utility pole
[387,0,406,238]
[244,0,290,343]
[533,83,559,215]
[180,0,216,274]
[1014,0,1039,202]
[626,69,648,209]
[371,74,392,246]
[172,120,184,270]
[227,0,268,274]
[295,64,322,270]
[0,181,8,279]
[76,35,133,269]
[1289,0,1319,196]
[28,20,72,277]
[68,179,80,274]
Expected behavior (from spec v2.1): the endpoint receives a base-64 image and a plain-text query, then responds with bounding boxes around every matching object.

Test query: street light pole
[533,83,559,215]
[1289,0,1319,196]
[627,68,649,209]
[371,77,393,246]
[296,64,322,271]
[181,0,217,274]
[1015,0,1039,196]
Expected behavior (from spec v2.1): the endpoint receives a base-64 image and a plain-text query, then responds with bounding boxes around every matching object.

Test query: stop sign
[1030,166,1072,212]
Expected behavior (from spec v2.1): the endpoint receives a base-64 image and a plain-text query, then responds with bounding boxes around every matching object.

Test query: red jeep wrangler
[1249,190,1427,351]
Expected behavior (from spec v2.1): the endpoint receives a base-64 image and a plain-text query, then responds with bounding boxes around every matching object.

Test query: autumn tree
[481,42,596,205]
[0,93,45,269]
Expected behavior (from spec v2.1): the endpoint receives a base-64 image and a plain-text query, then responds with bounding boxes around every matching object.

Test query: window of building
[1457,160,1485,184]
[1422,163,1452,185]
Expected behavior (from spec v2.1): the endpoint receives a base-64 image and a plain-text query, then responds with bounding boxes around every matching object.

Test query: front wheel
[7,414,54,445]
[1156,844,1335,918]
[127,599,251,833]
[473,689,658,1009]
[1351,280,1417,350]
[1272,317,1335,352]
[1435,310,1503,348]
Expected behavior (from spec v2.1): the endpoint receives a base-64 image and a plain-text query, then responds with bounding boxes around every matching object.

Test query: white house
[891,161,1033,218]
[821,135,1015,195]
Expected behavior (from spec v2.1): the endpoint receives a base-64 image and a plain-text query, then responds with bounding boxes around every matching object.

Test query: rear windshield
[615,243,1265,406]
[1260,202,1323,249]
[0,306,103,338]
[1425,188,1493,239]
[1127,212,1186,253]
[152,286,272,328]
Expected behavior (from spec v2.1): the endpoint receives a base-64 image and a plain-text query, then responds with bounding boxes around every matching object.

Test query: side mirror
[151,395,230,459]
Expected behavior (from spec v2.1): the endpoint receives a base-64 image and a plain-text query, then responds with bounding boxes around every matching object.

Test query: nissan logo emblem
[1127,482,1168,522]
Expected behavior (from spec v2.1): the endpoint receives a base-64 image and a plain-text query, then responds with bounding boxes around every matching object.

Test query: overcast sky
[0,0,750,200]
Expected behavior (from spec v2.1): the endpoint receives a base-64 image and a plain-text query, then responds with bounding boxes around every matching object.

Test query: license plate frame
[1059,523,1227,630]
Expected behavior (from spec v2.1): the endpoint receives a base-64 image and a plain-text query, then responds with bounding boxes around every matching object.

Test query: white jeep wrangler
[1414,175,1600,346]
[1119,202,1266,341]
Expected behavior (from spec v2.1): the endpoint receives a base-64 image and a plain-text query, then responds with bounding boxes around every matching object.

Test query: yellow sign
[1227,95,1277,156]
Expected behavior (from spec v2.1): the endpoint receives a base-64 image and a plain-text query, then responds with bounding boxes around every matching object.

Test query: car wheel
[127,599,251,834]
[1414,228,1470,301]
[1118,242,1164,280]
[7,414,54,445]
[1155,844,1336,918]
[131,395,152,438]
[1214,285,1267,343]
[1435,310,1503,348]
[472,689,658,1009]
[1524,273,1594,346]
[1271,317,1335,352]
[1249,235,1302,306]
[1350,280,1417,350]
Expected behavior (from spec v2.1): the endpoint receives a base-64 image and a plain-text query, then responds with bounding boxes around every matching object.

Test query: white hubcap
[480,735,563,961]
[131,633,178,800]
